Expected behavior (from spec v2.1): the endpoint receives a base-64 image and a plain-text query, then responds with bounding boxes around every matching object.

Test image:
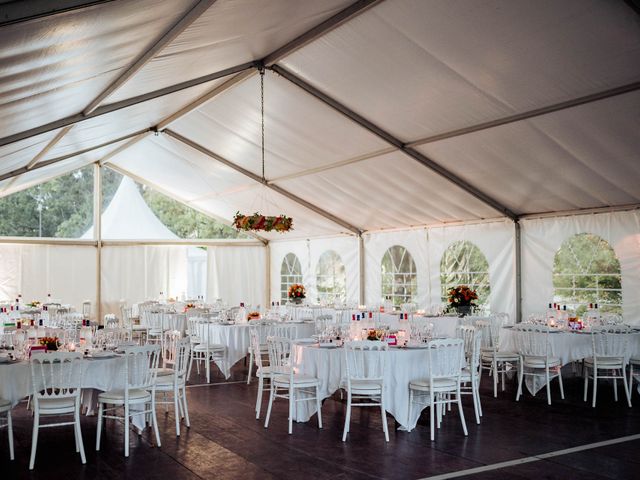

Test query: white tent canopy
[0,0,639,321]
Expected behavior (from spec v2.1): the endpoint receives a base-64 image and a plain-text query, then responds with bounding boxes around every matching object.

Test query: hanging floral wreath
[233,212,293,232]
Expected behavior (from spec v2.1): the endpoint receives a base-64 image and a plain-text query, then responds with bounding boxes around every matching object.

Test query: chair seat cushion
[0,398,11,411]
[410,378,458,391]
[36,396,76,413]
[522,356,561,368]
[345,379,383,393]
[256,365,281,377]
[193,343,225,352]
[481,350,519,361]
[584,357,624,368]
[629,357,640,366]
[273,373,320,386]
[152,367,174,376]
[460,367,479,382]
[155,374,176,387]
[98,388,151,404]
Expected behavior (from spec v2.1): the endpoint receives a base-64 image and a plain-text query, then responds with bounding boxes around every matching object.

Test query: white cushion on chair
[346,379,383,394]
[0,398,10,411]
[152,367,174,376]
[193,343,225,352]
[629,357,640,366]
[409,378,458,391]
[98,389,151,404]
[273,373,320,387]
[522,356,561,368]
[37,397,76,414]
[481,350,519,361]
[584,357,624,368]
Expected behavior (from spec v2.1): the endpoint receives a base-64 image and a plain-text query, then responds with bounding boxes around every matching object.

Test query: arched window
[553,233,622,315]
[280,253,302,302]
[381,246,417,308]
[440,241,490,305]
[316,250,346,303]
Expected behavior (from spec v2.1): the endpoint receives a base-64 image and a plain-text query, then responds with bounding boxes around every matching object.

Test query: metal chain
[260,68,265,183]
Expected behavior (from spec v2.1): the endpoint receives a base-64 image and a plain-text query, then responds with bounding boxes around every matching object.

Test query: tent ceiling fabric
[0,0,639,237]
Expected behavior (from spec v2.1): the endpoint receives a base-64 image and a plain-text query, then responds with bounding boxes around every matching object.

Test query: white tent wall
[101,245,188,316]
[520,210,640,325]
[207,246,266,309]
[0,243,96,312]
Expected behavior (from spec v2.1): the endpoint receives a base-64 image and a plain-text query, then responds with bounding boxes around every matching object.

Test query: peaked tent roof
[82,176,178,240]
[0,0,639,240]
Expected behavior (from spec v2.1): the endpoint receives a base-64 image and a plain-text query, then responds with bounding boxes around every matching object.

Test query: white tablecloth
[498,328,640,394]
[291,343,436,431]
[201,321,316,379]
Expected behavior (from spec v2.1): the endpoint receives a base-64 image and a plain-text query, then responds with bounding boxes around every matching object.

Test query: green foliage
[0,166,116,238]
[553,233,622,314]
[140,187,246,239]
[440,241,490,305]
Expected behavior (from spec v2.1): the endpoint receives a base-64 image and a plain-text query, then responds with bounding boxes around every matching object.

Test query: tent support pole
[265,242,271,309]
[515,220,522,323]
[359,234,365,306]
[94,162,102,325]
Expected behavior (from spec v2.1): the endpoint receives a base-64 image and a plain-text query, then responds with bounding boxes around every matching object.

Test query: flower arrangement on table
[447,285,478,311]
[27,300,41,308]
[366,329,385,341]
[287,284,306,302]
[233,212,293,232]
[39,336,59,351]
[183,303,196,313]
[247,311,261,320]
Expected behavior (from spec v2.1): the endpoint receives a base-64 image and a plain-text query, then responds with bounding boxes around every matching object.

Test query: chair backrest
[457,325,482,372]
[121,344,161,391]
[513,324,550,357]
[166,313,187,335]
[591,325,630,359]
[343,341,387,387]
[173,337,191,379]
[273,323,297,340]
[187,317,208,344]
[600,313,624,325]
[30,352,83,402]
[104,314,119,328]
[427,338,465,379]
[162,330,181,367]
[82,301,91,317]
[266,336,291,375]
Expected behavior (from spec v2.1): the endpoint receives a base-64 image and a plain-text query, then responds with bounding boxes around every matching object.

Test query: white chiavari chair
[154,337,191,436]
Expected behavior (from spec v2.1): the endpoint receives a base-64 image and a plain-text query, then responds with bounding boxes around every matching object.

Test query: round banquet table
[291,342,438,431]
[498,327,640,394]
[200,321,316,379]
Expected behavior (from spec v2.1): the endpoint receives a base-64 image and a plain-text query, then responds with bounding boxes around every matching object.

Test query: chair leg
[629,364,635,396]
[288,388,294,435]
[181,387,191,428]
[96,403,104,450]
[75,407,86,464]
[583,366,589,402]
[471,379,480,424]
[315,386,322,429]
[429,391,435,441]
[342,392,351,442]
[256,376,264,420]
[558,367,565,400]
[516,362,524,401]
[151,397,162,447]
[187,354,194,381]
[622,371,632,407]
[408,388,414,431]
[457,388,468,436]
[29,411,39,470]
[124,404,130,457]
[7,411,14,461]
[493,359,498,397]
[264,384,275,429]
[613,375,619,402]
[174,386,181,436]
[545,367,551,405]
[592,369,598,408]
[247,350,254,384]
[381,395,389,442]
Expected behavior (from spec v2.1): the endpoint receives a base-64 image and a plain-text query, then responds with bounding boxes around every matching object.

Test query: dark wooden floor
[2,362,640,480]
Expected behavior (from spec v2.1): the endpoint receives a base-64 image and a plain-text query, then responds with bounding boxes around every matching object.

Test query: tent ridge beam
[164,130,363,235]
[407,80,640,148]
[270,64,518,221]
[262,0,384,66]
[83,0,217,115]
[0,60,256,149]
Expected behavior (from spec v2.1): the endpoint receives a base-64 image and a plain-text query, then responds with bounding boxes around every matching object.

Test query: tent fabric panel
[0,129,61,177]
[109,0,351,102]
[39,80,223,162]
[418,92,640,215]
[274,151,499,231]
[207,246,266,308]
[521,210,640,325]
[171,71,388,180]
[282,0,640,142]
[108,135,254,202]
[0,0,196,138]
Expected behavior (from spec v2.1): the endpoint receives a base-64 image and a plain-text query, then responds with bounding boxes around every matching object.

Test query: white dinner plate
[318,343,338,348]
[90,351,117,359]
[294,338,317,344]
[404,344,429,349]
